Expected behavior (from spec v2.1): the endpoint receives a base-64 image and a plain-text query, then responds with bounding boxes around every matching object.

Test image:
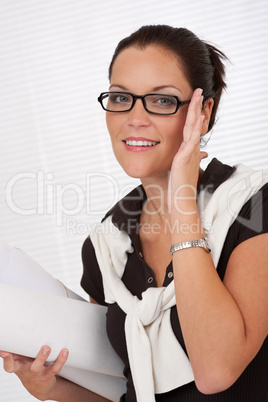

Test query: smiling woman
[105,45,198,179]
[1,24,268,402]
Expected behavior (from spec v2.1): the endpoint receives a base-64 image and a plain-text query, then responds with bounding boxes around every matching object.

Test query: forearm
[48,376,113,402]
[171,204,247,391]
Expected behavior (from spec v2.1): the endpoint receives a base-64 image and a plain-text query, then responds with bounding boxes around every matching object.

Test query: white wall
[0,0,268,400]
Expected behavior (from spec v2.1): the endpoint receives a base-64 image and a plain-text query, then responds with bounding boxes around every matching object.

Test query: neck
[140,168,204,220]
[140,174,170,219]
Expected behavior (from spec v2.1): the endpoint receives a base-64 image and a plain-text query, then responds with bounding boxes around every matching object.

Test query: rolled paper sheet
[0,240,126,401]
[0,240,84,300]
[58,365,127,400]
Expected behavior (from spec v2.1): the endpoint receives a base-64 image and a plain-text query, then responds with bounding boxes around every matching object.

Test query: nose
[127,99,151,128]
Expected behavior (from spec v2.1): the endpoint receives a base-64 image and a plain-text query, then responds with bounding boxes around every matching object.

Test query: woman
[1,25,268,401]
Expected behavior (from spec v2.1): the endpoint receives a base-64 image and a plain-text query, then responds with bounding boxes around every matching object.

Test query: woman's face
[106,45,193,180]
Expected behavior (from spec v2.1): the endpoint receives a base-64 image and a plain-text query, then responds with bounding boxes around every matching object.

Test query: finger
[30,346,51,374]
[200,151,208,161]
[183,114,205,155]
[183,88,203,143]
[191,113,205,145]
[48,349,69,376]
[0,352,15,373]
[0,351,10,358]
[186,92,203,141]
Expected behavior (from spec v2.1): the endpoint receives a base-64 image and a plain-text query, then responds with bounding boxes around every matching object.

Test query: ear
[201,98,214,135]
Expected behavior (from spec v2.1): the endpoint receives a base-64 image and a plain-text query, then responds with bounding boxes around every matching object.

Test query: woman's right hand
[0,346,69,401]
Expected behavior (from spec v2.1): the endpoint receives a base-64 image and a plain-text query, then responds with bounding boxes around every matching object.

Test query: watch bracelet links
[169,237,211,256]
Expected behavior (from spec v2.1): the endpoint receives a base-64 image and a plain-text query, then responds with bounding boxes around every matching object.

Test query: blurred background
[0,0,268,400]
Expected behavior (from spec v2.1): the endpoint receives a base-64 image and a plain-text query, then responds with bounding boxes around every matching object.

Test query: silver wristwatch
[169,237,211,256]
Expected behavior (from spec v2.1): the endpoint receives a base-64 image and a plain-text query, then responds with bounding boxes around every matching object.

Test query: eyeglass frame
[97,91,191,115]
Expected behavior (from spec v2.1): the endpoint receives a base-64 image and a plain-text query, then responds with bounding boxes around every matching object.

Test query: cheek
[106,114,124,146]
[105,113,114,136]
[165,117,185,146]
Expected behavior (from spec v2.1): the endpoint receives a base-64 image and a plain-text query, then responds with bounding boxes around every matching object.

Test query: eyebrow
[109,84,183,94]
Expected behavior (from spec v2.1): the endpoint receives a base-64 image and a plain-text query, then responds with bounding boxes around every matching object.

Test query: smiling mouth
[124,140,160,147]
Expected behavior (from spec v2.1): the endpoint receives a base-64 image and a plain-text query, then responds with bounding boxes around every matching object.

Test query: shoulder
[201,158,268,238]
[235,181,268,239]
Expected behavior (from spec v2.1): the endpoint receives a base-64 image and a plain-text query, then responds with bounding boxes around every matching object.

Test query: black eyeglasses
[98,91,191,115]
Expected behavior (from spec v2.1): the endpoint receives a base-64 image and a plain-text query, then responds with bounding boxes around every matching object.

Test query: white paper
[0,240,126,401]
[0,240,83,300]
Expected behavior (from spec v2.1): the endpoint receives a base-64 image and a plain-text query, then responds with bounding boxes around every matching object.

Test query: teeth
[126,140,158,147]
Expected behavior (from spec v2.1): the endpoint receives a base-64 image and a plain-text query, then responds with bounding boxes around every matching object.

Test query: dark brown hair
[108,25,228,132]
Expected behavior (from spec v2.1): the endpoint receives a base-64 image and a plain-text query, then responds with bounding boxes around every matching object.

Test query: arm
[169,88,268,394]
[0,346,112,402]
[53,377,113,402]
[172,231,268,394]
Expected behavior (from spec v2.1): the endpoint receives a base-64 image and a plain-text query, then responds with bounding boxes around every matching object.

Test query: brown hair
[108,25,228,132]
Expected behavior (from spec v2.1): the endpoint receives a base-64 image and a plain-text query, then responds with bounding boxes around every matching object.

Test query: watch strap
[170,237,211,256]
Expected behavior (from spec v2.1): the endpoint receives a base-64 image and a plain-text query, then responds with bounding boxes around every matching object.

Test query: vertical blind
[0,0,268,400]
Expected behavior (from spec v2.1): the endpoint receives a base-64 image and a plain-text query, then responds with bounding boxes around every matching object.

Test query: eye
[108,93,132,104]
[150,95,177,108]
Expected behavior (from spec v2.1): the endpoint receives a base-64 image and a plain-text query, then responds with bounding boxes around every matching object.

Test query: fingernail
[42,347,49,355]
[62,349,68,358]
[0,352,7,358]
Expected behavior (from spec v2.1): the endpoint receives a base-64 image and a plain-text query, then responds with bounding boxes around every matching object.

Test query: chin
[122,167,146,179]
[122,166,167,181]
[115,155,170,180]
[116,159,145,178]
